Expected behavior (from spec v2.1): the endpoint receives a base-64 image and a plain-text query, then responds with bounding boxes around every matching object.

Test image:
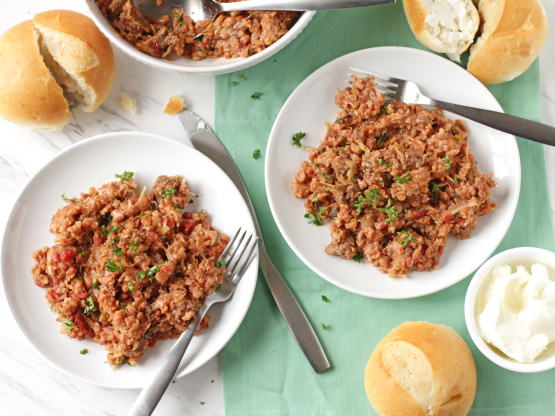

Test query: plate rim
[264,46,521,299]
[1,131,258,388]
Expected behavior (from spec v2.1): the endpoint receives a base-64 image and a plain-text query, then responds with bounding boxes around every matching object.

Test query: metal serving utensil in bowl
[350,67,555,147]
[128,229,259,416]
[136,0,396,22]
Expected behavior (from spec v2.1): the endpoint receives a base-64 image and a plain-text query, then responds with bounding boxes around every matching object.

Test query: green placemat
[215,3,555,415]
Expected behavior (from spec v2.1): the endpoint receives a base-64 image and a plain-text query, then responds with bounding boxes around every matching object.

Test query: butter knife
[177,109,330,373]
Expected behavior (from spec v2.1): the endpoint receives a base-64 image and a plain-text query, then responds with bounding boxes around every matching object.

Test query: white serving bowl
[83,0,314,75]
[465,247,555,373]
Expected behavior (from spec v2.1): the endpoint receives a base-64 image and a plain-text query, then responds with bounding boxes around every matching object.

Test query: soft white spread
[477,263,555,363]
[421,0,476,62]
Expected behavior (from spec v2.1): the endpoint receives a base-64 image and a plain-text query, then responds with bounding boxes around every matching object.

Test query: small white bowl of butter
[465,247,555,373]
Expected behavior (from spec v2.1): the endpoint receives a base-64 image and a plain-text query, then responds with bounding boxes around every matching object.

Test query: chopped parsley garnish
[115,171,134,181]
[292,132,306,148]
[136,271,146,280]
[215,260,227,267]
[80,349,88,355]
[200,208,204,213]
[379,199,399,224]
[173,204,184,213]
[129,241,139,253]
[106,259,122,273]
[122,360,132,366]
[144,265,161,283]
[378,158,392,167]
[251,92,262,100]
[112,245,123,258]
[120,303,127,312]
[107,214,114,222]
[379,102,390,116]
[84,295,97,315]
[443,157,452,170]
[61,193,76,202]
[215,284,221,291]
[395,173,412,184]
[189,199,194,204]
[92,279,100,289]
[321,172,331,181]
[341,136,346,141]
[352,251,364,263]
[144,330,153,339]
[128,280,135,292]
[232,81,239,86]
[200,402,205,405]
[429,181,439,200]
[304,212,324,226]
[163,187,176,200]
[80,249,86,258]
[398,230,417,246]
[62,320,73,332]
[335,118,344,124]
[252,149,260,159]
[177,21,185,26]
[102,224,117,237]
[312,197,319,203]
[238,74,246,81]
[376,134,389,146]
[76,275,84,280]
[453,177,459,184]
[321,295,330,303]
[320,323,331,330]
[354,188,381,212]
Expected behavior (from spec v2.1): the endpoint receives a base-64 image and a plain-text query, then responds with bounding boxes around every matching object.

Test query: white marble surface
[1,1,555,415]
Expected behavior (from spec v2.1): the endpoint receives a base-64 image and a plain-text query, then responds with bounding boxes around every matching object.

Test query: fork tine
[220,229,247,278]
[374,87,396,100]
[230,237,259,284]
[224,234,253,280]
[218,228,242,262]
[349,67,403,86]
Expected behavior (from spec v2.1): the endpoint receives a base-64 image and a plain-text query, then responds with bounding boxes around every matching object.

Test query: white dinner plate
[1,132,258,389]
[265,46,521,299]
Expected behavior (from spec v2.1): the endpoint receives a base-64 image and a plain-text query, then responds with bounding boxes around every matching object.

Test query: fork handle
[426,98,555,147]
[127,304,209,416]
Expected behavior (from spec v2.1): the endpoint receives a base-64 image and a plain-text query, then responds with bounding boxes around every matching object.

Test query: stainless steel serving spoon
[136,0,396,23]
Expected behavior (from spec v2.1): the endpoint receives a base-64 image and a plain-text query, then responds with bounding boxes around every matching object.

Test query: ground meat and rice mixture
[291,75,497,277]
[95,0,299,60]
[32,173,229,367]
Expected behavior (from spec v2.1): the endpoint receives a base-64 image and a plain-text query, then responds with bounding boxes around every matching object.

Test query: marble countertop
[1,1,554,415]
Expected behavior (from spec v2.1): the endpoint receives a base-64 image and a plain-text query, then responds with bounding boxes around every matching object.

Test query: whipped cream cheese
[477,263,555,363]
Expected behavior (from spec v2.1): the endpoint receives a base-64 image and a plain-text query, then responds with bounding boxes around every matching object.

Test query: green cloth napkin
[215,3,554,415]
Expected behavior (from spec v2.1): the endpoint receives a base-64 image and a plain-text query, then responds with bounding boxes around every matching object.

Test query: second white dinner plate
[1,132,258,388]
[265,46,521,299]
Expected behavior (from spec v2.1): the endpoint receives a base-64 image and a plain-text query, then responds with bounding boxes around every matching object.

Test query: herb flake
[292,132,306,148]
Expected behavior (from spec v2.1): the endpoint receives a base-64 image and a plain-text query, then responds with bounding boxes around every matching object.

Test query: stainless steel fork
[128,228,259,416]
[350,67,555,147]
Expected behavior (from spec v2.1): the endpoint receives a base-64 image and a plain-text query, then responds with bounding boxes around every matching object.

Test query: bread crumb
[122,93,137,114]
[164,94,185,115]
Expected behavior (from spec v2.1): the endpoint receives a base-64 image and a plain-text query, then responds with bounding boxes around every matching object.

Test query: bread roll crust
[467,0,548,85]
[0,21,70,131]
[365,321,477,416]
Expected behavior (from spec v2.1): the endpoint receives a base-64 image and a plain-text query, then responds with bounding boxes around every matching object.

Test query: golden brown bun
[365,321,477,416]
[0,21,71,131]
[0,10,115,131]
[403,0,480,62]
[468,0,548,85]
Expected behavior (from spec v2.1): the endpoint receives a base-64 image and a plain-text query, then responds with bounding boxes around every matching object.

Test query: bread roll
[467,0,548,85]
[0,10,115,131]
[403,0,480,62]
[364,321,477,416]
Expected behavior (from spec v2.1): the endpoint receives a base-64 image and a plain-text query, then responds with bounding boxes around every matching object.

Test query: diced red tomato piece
[52,252,61,262]
[70,292,89,300]
[147,339,157,348]
[412,209,426,219]
[360,96,368,103]
[376,220,387,230]
[406,256,414,268]
[166,217,174,227]
[199,319,208,330]
[60,249,75,263]
[182,212,193,219]
[150,231,161,242]
[148,41,159,54]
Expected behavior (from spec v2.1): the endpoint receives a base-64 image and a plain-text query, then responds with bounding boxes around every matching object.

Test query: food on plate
[290,75,496,277]
[402,0,479,62]
[164,94,185,115]
[476,263,555,363]
[31,172,229,367]
[94,0,299,60]
[122,93,137,113]
[467,0,548,85]
[403,0,548,84]
[365,321,477,416]
[0,10,115,131]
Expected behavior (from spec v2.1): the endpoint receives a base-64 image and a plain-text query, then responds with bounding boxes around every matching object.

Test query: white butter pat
[477,263,555,363]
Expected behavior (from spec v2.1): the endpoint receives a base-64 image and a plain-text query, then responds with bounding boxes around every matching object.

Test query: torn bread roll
[0,10,115,131]
[403,0,480,62]
[468,0,548,85]
[365,321,477,416]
